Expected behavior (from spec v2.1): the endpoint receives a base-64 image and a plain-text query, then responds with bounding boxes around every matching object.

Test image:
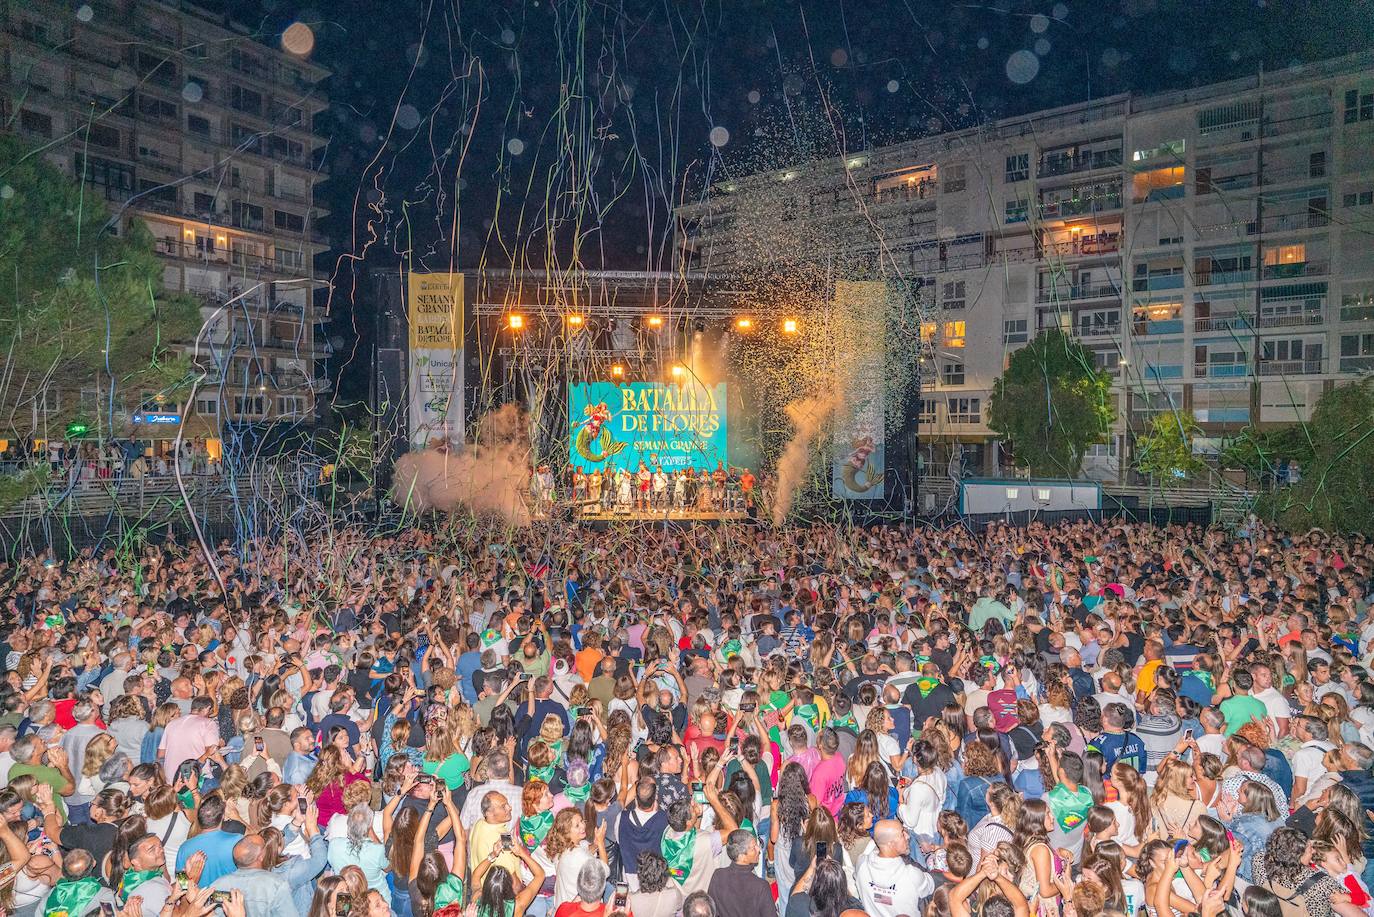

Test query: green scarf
[721,639,742,660]
[119,868,164,903]
[828,712,858,732]
[915,676,941,698]
[434,875,465,909]
[662,829,697,885]
[978,655,1000,674]
[480,628,502,648]
[519,809,554,850]
[45,878,103,917]
[563,781,592,804]
[1191,670,1215,691]
[794,703,821,731]
[528,764,556,784]
[547,739,565,765]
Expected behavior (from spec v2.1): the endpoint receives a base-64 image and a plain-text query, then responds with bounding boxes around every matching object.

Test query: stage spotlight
[646,315,664,330]
[566,314,585,329]
[781,318,799,334]
[670,364,685,379]
[610,364,625,380]
[735,317,753,331]
[507,314,525,331]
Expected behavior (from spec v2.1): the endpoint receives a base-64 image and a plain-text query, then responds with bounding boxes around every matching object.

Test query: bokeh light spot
[709,126,730,147]
[507,138,526,156]
[181,81,204,104]
[1006,49,1041,83]
[830,48,849,67]
[76,4,94,22]
[1034,38,1051,56]
[886,79,900,93]
[282,22,315,56]
[397,104,421,130]
[1030,13,1050,33]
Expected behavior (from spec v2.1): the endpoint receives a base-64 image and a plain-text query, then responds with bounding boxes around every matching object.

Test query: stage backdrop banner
[832,280,887,500]
[568,381,728,473]
[406,272,464,448]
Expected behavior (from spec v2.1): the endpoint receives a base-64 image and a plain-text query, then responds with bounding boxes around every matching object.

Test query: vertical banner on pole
[406,272,465,449]
[832,280,887,500]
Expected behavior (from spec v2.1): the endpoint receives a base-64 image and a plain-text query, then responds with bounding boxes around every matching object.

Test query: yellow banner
[407,272,464,351]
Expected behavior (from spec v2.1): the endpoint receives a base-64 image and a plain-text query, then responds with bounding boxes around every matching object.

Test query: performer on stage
[636,461,651,511]
[713,461,727,511]
[588,468,603,508]
[616,467,632,509]
[652,464,667,509]
[572,467,587,504]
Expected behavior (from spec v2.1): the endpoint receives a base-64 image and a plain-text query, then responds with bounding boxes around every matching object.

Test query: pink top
[159,714,222,781]
[809,753,848,816]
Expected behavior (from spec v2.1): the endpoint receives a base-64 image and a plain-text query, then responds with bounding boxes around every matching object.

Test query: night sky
[211,0,1373,398]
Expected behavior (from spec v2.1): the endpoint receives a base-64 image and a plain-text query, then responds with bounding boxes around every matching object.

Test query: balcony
[1037,149,1124,179]
[1257,359,1323,376]
[1074,321,1123,339]
[1254,211,1330,234]
[870,180,937,206]
[1195,362,1250,378]
[1132,274,1185,292]
[1133,185,1187,205]
[1035,281,1121,303]
[1256,309,1323,328]
[1132,319,1185,336]
[1261,259,1328,280]
[1262,110,1334,137]
[1195,270,1256,287]
[1341,304,1374,322]
[1339,356,1374,373]
[1196,173,1256,194]
[1194,313,1251,333]
[1042,232,1122,260]
[1038,194,1124,219]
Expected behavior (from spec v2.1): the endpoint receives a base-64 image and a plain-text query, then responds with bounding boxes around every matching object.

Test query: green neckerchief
[977,655,1000,674]
[547,739,565,765]
[434,874,465,909]
[528,764,556,784]
[794,703,821,731]
[45,877,103,917]
[519,809,554,850]
[119,868,164,903]
[915,676,941,698]
[1191,670,1215,691]
[662,829,697,885]
[563,781,592,804]
[914,654,932,666]
[721,639,742,659]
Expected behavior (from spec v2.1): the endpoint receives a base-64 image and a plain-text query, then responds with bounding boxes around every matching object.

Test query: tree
[1260,378,1374,535]
[987,329,1116,476]
[0,137,202,435]
[1133,411,1206,485]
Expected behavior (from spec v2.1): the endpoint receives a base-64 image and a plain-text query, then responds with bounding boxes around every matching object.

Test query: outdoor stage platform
[569,505,751,526]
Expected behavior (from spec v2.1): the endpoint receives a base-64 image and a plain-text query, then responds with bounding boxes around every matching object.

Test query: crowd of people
[0,516,1369,917]
[552,463,758,516]
[0,439,220,481]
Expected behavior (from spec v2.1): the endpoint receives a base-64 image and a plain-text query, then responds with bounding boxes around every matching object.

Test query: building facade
[677,52,1374,481]
[1,0,330,447]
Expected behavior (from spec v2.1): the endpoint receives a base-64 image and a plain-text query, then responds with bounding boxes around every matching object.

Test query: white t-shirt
[553,842,597,907]
[1253,687,1290,726]
[855,849,934,917]
[1292,740,1335,791]
[145,811,191,875]
[1196,732,1228,760]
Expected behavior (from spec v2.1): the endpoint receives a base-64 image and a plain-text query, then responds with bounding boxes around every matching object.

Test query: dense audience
[0,517,1369,917]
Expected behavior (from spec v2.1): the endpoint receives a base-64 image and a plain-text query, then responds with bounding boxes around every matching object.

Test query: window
[267,136,305,163]
[943,164,966,193]
[193,192,216,214]
[1340,334,1374,371]
[274,248,304,271]
[187,114,211,137]
[274,210,305,233]
[1005,199,1029,224]
[229,84,263,116]
[135,52,177,86]
[942,362,965,386]
[75,154,134,201]
[231,201,264,230]
[919,322,937,343]
[1003,319,1028,344]
[1132,139,1186,162]
[230,48,264,77]
[1344,189,1374,207]
[1263,244,1306,267]
[1310,151,1327,178]
[277,395,305,416]
[87,123,120,149]
[269,101,305,127]
[1345,88,1374,124]
[17,19,51,45]
[919,398,938,423]
[1093,350,1121,372]
[233,396,266,416]
[1132,167,1186,203]
[136,95,178,121]
[35,388,61,412]
[19,109,52,137]
[194,396,218,416]
[942,281,966,310]
[947,397,981,424]
[1005,153,1029,183]
[943,321,966,348]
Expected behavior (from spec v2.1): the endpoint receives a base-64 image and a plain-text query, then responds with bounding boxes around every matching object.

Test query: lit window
[943,321,966,347]
[1263,244,1306,265]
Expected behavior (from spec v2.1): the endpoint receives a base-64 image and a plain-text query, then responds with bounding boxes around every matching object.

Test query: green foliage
[1258,378,1374,536]
[0,137,202,431]
[0,464,49,513]
[1133,411,1206,485]
[317,423,376,479]
[987,329,1116,476]
[1220,424,1313,479]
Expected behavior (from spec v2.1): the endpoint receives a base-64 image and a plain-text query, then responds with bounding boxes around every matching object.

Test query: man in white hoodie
[855,819,934,917]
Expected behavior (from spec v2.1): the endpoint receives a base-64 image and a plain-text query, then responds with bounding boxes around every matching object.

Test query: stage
[571,505,750,524]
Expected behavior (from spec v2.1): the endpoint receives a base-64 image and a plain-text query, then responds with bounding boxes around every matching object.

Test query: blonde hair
[151,703,181,729]
[82,733,119,777]
[538,714,565,745]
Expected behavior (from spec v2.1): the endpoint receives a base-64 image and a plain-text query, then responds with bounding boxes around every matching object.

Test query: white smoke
[772,392,843,525]
[391,404,532,527]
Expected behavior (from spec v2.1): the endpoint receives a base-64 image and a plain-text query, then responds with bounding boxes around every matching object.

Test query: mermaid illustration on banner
[573,401,629,463]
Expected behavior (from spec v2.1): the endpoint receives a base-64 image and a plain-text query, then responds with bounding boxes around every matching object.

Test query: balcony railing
[1132,319,1185,336]
[1037,149,1124,178]
[1261,259,1328,280]
[1196,270,1256,287]
[1194,313,1251,333]
[1339,355,1374,373]
[1075,322,1122,339]
[1257,359,1323,376]
[1341,305,1374,322]
[1255,211,1330,233]
[1039,195,1124,218]
[1262,110,1334,137]
[1132,274,1185,292]
[1195,363,1250,378]
[1256,310,1323,328]
[1035,282,1121,303]
[870,181,937,206]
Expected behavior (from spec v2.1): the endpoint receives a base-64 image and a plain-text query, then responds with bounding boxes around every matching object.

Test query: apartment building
[677,52,1374,481]
[1,0,331,444]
